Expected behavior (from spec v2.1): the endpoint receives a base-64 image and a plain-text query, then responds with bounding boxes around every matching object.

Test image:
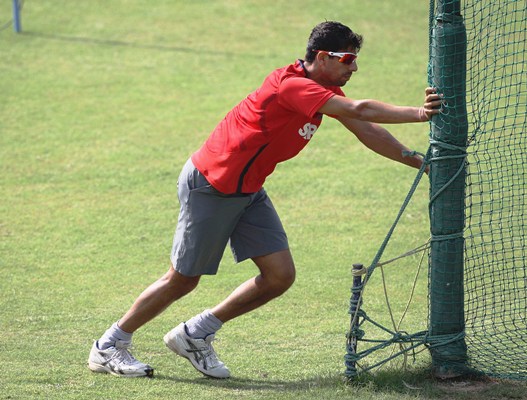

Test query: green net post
[427,0,469,378]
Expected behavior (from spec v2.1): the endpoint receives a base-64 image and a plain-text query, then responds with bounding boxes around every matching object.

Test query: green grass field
[1,1,526,399]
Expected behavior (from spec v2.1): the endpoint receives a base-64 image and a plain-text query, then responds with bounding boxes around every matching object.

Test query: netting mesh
[462,0,527,379]
[345,0,527,381]
[428,0,527,379]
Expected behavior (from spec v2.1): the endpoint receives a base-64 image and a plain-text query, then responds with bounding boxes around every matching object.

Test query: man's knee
[164,265,201,295]
[254,250,296,294]
[278,265,296,289]
[264,261,296,296]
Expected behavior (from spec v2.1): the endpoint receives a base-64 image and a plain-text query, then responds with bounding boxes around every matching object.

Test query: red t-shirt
[191,60,345,194]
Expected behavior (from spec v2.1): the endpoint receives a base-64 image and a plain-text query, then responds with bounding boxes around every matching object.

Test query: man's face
[318,47,358,87]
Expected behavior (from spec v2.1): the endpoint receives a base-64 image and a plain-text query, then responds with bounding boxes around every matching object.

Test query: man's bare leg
[161,249,295,378]
[211,249,296,323]
[118,266,201,333]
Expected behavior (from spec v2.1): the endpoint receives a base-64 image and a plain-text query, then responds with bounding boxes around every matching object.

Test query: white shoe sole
[88,361,153,378]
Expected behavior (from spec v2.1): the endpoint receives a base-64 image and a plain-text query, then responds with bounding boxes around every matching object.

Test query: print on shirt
[298,123,318,140]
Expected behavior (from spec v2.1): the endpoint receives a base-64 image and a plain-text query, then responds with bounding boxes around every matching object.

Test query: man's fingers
[426,98,443,107]
[425,87,438,95]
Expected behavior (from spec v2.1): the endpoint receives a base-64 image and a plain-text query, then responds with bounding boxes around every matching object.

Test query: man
[88,21,441,378]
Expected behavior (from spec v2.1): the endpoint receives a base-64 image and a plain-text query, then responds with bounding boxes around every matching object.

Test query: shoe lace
[196,338,222,367]
[112,342,140,366]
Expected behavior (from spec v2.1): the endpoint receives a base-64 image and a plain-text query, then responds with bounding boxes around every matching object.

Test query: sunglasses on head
[316,50,358,65]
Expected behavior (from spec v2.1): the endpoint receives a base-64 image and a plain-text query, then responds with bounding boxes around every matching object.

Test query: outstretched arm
[338,116,427,171]
[319,87,442,123]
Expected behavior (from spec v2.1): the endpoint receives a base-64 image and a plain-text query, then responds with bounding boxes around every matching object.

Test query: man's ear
[315,51,330,67]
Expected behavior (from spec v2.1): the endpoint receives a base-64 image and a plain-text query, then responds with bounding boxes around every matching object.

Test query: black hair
[304,21,363,62]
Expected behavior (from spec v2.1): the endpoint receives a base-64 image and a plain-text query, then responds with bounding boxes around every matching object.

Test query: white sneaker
[163,322,230,379]
[88,340,154,377]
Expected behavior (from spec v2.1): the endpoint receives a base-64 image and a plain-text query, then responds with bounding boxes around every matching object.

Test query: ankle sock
[98,321,133,350]
[185,309,223,339]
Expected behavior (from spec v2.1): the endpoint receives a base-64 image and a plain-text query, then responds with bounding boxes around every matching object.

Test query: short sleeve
[278,77,341,118]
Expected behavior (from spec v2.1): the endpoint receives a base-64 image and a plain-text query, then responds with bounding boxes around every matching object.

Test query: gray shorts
[170,158,289,277]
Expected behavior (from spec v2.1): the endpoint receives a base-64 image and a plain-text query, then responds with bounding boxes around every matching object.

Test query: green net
[421,0,526,380]
[345,0,527,381]
[461,0,527,380]
[422,0,527,380]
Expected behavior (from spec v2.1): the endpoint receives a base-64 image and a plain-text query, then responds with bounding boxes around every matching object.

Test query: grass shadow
[348,368,527,400]
[151,368,527,399]
[153,371,346,392]
[20,31,259,58]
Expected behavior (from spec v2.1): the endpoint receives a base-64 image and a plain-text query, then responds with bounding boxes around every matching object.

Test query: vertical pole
[345,263,364,379]
[13,0,21,33]
[428,0,468,378]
